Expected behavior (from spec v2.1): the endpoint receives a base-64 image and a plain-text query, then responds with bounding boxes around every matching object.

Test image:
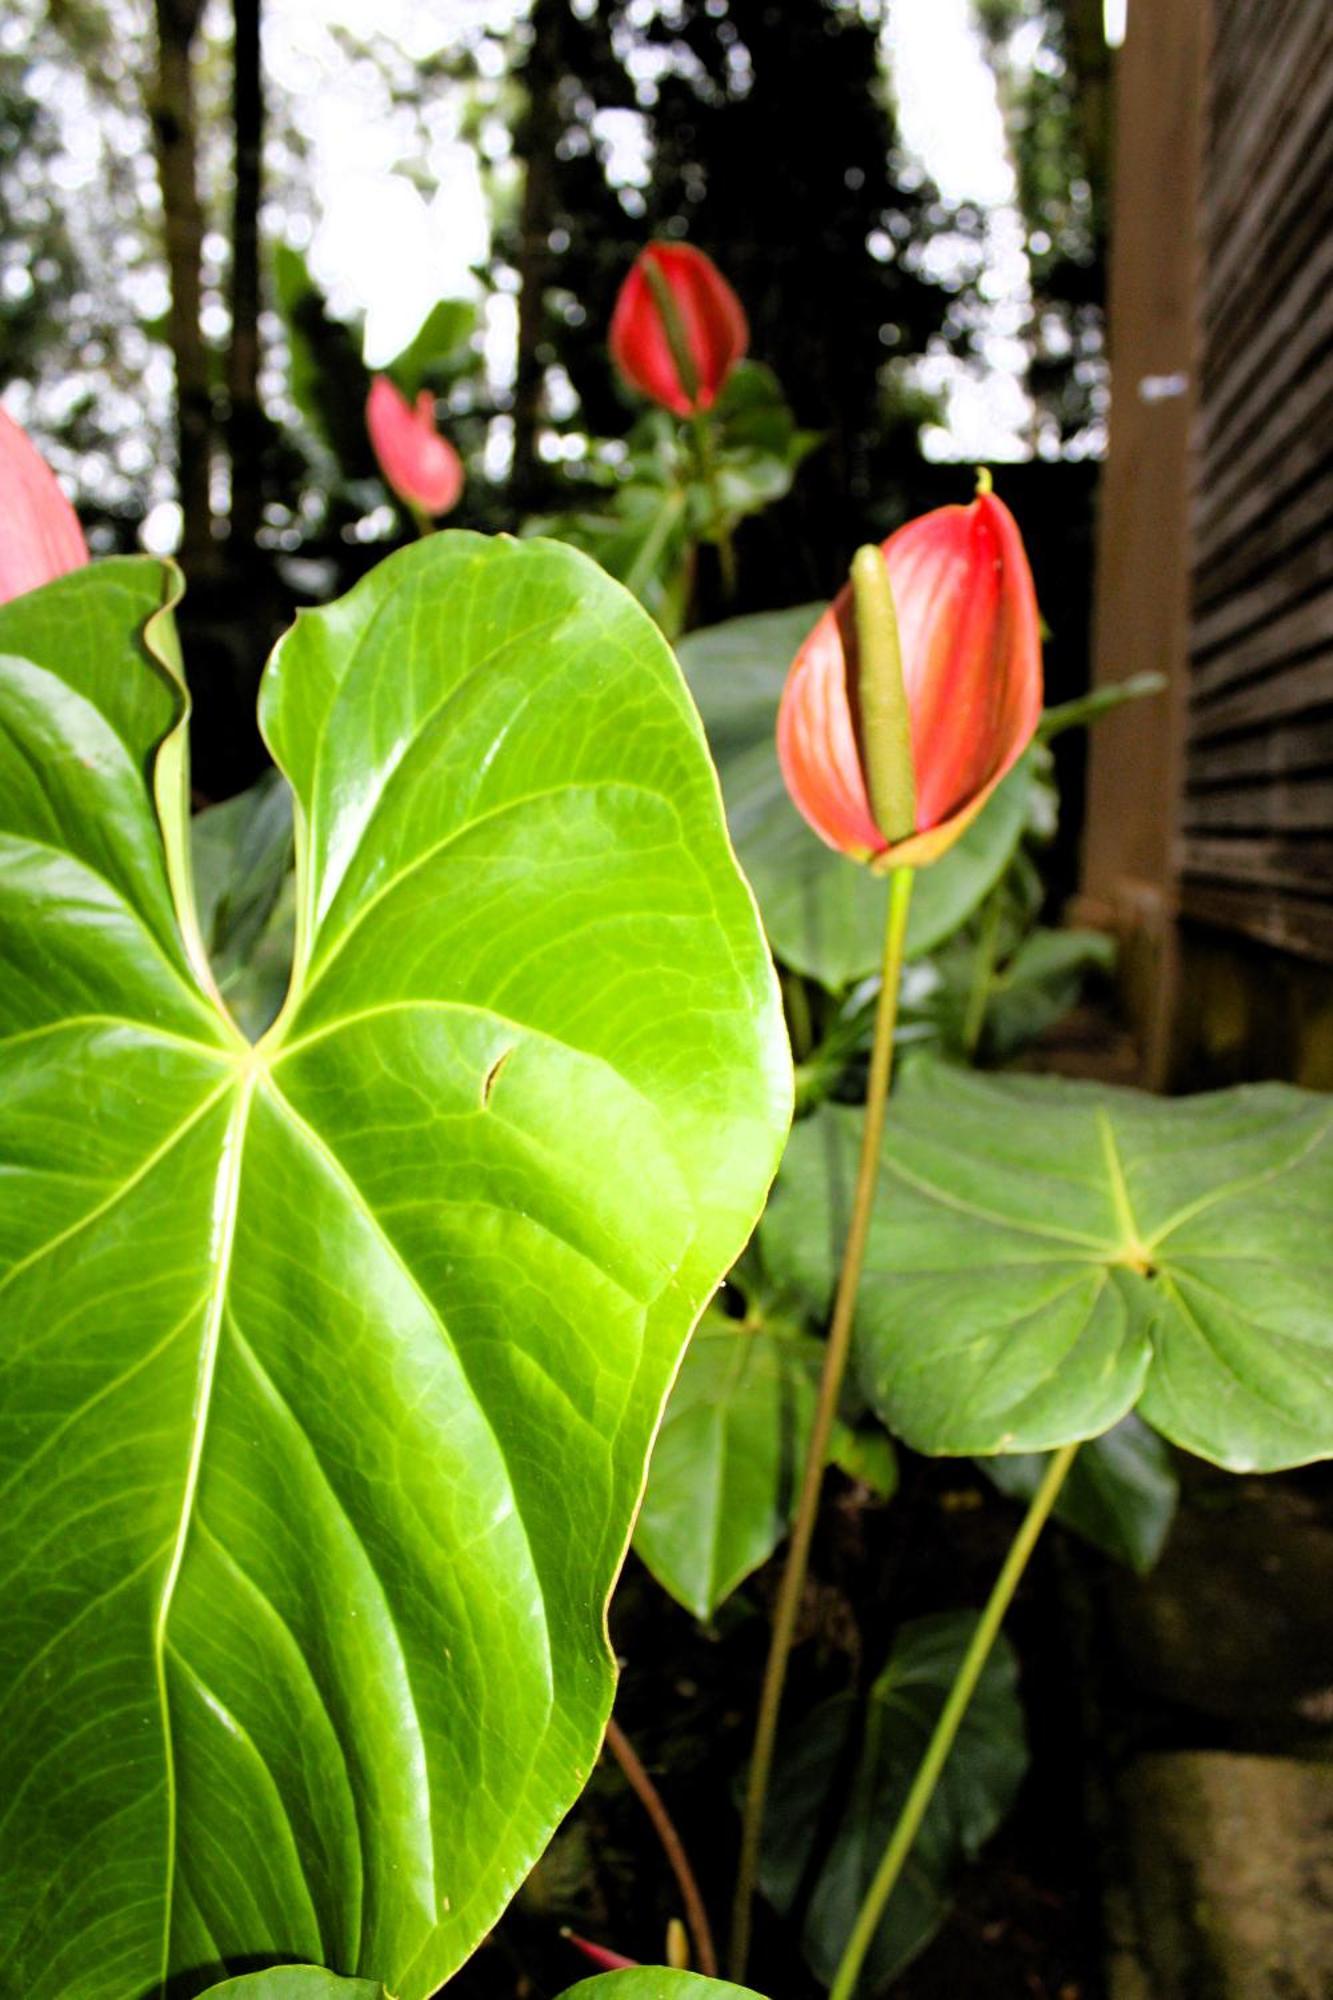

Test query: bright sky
[266,0,1040,457]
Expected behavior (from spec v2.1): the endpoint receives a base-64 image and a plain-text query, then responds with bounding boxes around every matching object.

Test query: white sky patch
[884,0,1035,459]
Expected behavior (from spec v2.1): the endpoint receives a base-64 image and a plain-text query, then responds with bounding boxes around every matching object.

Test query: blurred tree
[150,0,213,571]
[227,0,266,558]
[975,0,1111,452]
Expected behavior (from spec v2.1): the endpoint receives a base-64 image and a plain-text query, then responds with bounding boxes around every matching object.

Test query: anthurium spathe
[365,374,464,518]
[610,242,749,418]
[777,482,1042,869]
[0,405,89,603]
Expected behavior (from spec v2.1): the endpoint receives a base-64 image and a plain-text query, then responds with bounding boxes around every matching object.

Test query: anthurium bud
[777,484,1042,869]
[0,406,89,604]
[563,1930,639,1972]
[365,375,464,519]
[609,241,749,417]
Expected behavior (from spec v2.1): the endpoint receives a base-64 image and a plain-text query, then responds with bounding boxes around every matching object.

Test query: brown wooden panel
[1195,465,1333,610]
[1188,581,1333,700]
[1179,832,1333,895]
[1181,773,1333,833]
[1178,879,1333,961]
[1189,652,1333,740]
[1188,712,1333,785]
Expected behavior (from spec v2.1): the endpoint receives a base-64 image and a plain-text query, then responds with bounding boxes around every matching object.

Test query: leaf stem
[961,888,1005,1058]
[728,865,915,1982]
[691,410,737,598]
[605,1715,719,1978]
[827,1439,1080,2000]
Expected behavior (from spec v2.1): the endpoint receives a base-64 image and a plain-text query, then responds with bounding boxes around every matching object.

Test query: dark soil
[453,1455,1107,2000]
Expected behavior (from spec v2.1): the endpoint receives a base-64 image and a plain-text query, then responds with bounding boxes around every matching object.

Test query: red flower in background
[366,376,464,519]
[777,485,1043,869]
[610,242,748,418]
[0,407,89,605]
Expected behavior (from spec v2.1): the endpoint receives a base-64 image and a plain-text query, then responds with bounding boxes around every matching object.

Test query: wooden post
[1079,0,1210,1086]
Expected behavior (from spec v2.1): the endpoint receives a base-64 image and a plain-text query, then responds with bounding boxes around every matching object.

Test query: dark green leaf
[676,609,1032,988]
[982,1414,1179,1573]
[0,537,790,1998]
[760,1613,1027,1991]
[763,1065,1333,1468]
[191,770,295,1039]
[635,1306,888,1619]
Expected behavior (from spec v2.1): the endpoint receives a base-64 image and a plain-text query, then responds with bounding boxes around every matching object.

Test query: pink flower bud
[365,376,464,518]
[0,407,89,605]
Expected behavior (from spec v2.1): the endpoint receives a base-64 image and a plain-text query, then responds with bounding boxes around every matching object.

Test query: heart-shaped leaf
[634,1305,894,1620]
[762,1065,1333,1468]
[676,608,1032,988]
[0,539,790,1999]
[759,1613,1027,1991]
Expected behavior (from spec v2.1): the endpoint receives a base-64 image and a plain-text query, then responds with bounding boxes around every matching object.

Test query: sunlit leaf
[0,538,790,1999]
[562,1975,768,1999]
[197,1970,386,1999]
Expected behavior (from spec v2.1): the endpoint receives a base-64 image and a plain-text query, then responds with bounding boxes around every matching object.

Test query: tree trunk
[510,0,563,510]
[227,0,265,556]
[150,0,213,574]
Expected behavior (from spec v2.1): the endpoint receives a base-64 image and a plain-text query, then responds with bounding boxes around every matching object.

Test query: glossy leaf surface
[763,1065,1333,1468]
[0,538,790,1999]
[760,1613,1026,1991]
[982,1413,1179,1574]
[197,1972,385,1999]
[676,607,1031,988]
[634,1305,894,1620]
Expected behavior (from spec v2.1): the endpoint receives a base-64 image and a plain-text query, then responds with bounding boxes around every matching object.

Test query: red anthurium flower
[0,406,89,605]
[365,376,464,519]
[777,485,1043,869]
[610,241,748,418]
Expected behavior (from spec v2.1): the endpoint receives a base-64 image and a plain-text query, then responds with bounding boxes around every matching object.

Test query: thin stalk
[729,866,915,1982]
[691,410,737,598]
[605,1716,719,1978]
[961,888,1005,1058]
[828,1441,1080,2000]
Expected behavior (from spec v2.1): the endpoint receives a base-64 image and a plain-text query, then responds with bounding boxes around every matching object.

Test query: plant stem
[961,888,1005,1059]
[605,1715,719,1978]
[828,1440,1080,2000]
[691,410,737,598]
[728,866,915,1982]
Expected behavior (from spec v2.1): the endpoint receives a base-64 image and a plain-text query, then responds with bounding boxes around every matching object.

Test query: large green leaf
[763,1065,1333,1468]
[676,608,1032,988]
[634,1305,895,1620]
[760,1613,1027,1992]
[0,539,790,1999]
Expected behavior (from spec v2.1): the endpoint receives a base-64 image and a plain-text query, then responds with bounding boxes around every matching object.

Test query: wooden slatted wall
[1182,0,1333,960]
